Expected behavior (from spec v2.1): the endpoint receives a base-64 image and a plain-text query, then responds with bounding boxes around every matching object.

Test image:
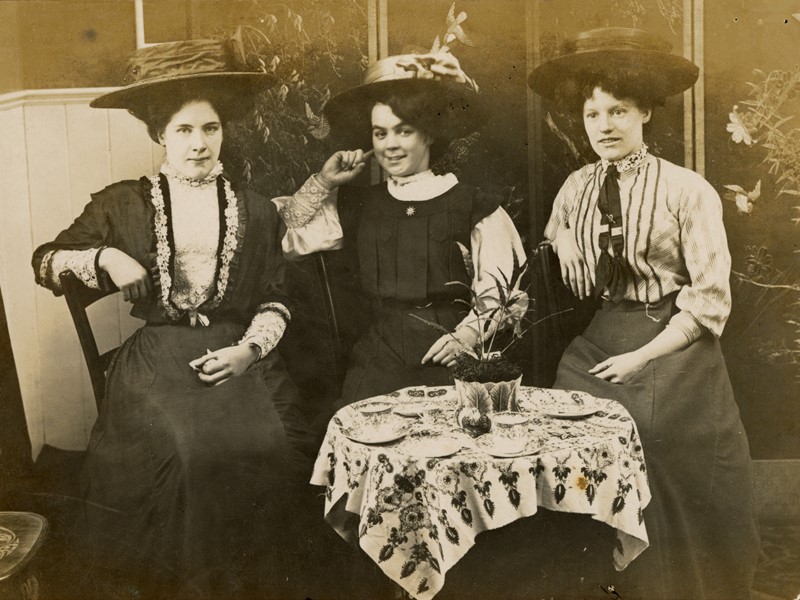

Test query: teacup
[358,401,394,427]
[492,411,531,454]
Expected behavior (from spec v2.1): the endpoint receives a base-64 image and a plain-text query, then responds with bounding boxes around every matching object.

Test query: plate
[393,400,434,417]
[341,422,411,445]
[543,407,601,419]
[405,434,464,458]
[475,435,542,458]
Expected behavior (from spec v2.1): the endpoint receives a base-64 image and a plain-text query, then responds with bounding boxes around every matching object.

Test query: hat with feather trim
[91,37,273,110]
[324,51,485,150]
[528,28,698,101]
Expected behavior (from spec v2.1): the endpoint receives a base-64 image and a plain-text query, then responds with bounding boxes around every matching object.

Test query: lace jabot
[161,160,224,188]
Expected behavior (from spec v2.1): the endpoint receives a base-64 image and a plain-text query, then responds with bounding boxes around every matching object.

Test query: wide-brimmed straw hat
[91,38,273,110]
[324,52,484,149]
[528,27,698,101]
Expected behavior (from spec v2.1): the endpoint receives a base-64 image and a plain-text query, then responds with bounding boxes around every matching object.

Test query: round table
[310,385,651,600]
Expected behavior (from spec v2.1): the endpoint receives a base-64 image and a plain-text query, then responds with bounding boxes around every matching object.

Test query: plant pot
[454,375,523,437]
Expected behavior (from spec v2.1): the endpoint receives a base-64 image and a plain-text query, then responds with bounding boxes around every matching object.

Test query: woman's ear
[642,109,652,125]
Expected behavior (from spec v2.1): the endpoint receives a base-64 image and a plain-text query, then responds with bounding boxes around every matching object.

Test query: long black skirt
[76,321,313,598]
[339,302,461,404]
[553,294,760,600]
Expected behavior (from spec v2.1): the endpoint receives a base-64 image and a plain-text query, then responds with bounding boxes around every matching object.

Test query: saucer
[342,422,411,445]
[405,434,464,458]
[475,435,542,458]
[393,400,435,417]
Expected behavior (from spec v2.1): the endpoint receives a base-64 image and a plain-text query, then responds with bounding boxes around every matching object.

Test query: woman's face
[583,87,651,162]
[371,103,433,178]
[158,100,223,180]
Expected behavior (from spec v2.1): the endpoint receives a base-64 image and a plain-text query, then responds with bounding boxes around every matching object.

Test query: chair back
[527,241,599,387]
[58,272,118,410]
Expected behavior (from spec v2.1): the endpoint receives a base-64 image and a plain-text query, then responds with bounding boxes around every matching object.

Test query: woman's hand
[318,149,372,189]
[589,351,649,384]
[97,247,151,302]
[553,228,593,300]
[421,327,479,368]
[189,345,259,386]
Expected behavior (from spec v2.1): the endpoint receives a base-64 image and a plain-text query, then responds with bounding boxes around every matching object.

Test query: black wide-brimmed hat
[324,52,485,150]
[91,38,273,110]
[528,27,698,101]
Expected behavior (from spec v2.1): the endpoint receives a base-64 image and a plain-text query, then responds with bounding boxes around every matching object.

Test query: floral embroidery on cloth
[239,302,291,359]
[311,385,651,600]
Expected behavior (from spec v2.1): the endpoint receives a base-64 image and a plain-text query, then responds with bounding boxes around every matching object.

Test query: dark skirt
[339,301,461,404]
[553,295,760,600]
[76,321,313,598]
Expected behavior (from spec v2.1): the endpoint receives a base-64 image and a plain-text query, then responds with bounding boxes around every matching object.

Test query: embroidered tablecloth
[310,385,651,600]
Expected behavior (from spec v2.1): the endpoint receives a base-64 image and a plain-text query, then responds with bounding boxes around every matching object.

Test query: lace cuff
[279,174,333,228]
[44,248,101,292]
[238,302,291,359]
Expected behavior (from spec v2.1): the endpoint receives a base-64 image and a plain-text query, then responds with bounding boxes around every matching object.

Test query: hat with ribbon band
[91,37,273,110]
[528,27,699,101]
[324,51,484,149]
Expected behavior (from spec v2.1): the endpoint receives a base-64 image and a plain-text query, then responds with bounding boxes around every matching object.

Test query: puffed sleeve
[671,176,732,337]
[455,207,529,338]
[271,174,343,258]
[32,190,114,295]
[544,168,586,246]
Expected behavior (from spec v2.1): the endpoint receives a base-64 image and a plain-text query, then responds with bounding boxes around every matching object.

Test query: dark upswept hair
[369,81,454,162]
[126,79,255,143]
[555,67,666,116]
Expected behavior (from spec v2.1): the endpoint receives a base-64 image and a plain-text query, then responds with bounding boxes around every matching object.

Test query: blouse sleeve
[271,174,343,258]
[671,176,732,338]
[544,169,584,245]
[455,207,529,337]
[32,192,114,295]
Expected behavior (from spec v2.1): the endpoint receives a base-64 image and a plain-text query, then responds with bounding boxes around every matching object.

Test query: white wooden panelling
[25,102,88,449]
[0,89,156,456]
[0,105,44,457]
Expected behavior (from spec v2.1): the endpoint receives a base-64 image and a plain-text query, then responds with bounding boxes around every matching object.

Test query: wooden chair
[58,271,118,410]
[526,241,599,387]
[0,512,48,600]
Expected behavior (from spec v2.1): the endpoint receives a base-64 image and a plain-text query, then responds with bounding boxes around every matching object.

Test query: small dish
[341,418,411,445]
[405,434,464,458]
[393,400,433,417]
[475,435,542,458]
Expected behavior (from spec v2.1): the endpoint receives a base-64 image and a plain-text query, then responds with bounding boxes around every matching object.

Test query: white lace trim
[239,302,291,359]
[47,248,101,291]
[149,173,239,322]
[280,174,333,228]
[161,160,224,188]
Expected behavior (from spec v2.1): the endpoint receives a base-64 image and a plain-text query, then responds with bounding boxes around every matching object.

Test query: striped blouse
[544,151,732,339]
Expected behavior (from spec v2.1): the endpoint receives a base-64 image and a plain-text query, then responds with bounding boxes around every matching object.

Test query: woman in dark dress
[274,52,527,405]
[32,39,312,598]
[528,28,760,599]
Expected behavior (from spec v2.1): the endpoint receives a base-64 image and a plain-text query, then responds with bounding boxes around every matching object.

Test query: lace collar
[161,160,224,188]
[601,144,649,174]
[387,170,459,201]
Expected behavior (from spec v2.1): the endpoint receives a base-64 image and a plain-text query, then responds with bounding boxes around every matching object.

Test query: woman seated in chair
[274,51,527,405]
[528,28,759,600]
[32,39,312,598]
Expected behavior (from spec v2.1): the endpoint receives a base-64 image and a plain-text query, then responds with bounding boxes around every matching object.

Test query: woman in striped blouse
[529,29,759,599]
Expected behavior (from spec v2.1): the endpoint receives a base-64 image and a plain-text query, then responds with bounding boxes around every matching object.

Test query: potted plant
[414,242,530,437]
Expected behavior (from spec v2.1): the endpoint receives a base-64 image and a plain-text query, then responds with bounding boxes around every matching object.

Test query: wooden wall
[0,89,163,456]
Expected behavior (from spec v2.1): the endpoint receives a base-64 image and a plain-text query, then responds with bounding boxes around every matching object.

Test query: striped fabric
[545,152,732,337]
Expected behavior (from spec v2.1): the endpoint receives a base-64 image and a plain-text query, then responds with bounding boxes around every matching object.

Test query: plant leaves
[400,560,416,579]
[456,241,475,281]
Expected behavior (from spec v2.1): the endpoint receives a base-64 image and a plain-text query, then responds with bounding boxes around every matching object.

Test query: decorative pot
[454,375,523,436]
